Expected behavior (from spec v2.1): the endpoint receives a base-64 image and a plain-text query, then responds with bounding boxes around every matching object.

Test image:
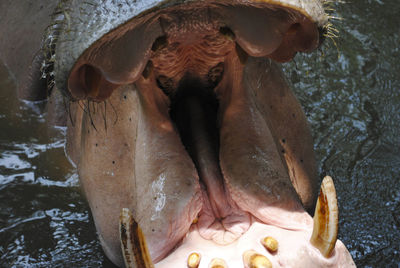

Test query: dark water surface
[0,66,113,267]
[1,1,399,267]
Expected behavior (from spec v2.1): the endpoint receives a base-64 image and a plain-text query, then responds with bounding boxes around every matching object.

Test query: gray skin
[0,1,57,100]
[0,1,354,267]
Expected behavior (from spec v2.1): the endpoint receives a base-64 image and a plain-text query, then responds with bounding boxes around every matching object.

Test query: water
[0,64,116,267]
[286,1,400,266]
[0,1,399,267]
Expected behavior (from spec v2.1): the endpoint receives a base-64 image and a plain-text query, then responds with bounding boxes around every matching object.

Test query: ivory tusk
[119,208,154,268]
[310,176,339,258]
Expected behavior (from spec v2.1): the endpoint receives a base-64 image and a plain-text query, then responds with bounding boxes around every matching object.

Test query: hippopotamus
[0,0,356,267]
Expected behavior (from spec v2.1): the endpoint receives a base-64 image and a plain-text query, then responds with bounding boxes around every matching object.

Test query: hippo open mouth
[47,1,356,267]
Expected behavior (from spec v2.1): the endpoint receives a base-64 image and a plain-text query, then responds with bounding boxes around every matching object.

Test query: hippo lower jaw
[120,177,354,267]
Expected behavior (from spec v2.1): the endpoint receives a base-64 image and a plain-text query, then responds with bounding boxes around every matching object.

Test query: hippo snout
[40,0,356,267]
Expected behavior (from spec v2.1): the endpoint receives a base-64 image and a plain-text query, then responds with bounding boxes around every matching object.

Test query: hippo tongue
[170,78,251,245]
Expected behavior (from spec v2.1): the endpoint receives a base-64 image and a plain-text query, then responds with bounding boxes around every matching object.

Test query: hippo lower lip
[120,176,348,267]
[48,1,355,267]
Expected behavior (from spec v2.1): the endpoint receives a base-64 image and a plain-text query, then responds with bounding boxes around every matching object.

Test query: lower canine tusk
[119,208,154,268]
[310,176,339,258]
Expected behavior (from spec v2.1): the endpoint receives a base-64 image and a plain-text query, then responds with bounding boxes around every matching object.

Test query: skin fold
[0,1,356,267]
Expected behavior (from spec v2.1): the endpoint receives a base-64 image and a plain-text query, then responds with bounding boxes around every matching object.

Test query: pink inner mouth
[170,83,251,245]
[123,15,316,263]
[139,49,314,262]
[157,222,316,268]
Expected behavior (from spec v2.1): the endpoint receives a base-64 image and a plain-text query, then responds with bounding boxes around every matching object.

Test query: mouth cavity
[169,77,223,220]
[128,50,336,265]
[169,75,252,245]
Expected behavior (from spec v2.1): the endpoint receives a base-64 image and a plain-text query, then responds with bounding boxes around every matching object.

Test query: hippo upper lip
[55,2,323,102]
[48,0,328,100]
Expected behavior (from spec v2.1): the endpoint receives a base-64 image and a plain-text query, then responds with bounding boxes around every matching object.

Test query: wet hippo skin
[0,1,57,100]
[0,1,356,267]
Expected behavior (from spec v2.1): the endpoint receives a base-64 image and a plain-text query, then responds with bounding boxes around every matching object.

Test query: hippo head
[46,0,356,267]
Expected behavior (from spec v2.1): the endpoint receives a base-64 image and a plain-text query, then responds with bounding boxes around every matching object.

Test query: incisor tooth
[119,208,154,268]
[310,176,339,258]
[187,252,201,268]
[209,258,228,268]
[243,250,272,268]
[261,236,278,253]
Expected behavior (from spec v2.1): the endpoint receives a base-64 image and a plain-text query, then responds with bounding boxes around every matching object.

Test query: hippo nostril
[68,64,118,101]
[243,250,272,268]
[72,64,100,98]
[187,252,201,268]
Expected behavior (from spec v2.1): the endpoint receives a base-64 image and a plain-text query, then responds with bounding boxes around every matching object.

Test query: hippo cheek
[58,1,355,267]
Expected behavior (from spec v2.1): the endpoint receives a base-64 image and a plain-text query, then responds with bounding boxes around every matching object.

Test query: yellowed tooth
[119,208,154,268]
[187,252,201,268]
[209,258,228,268]
[261,236,278,253]
[243,250,272,268]
[310,176,339,258]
